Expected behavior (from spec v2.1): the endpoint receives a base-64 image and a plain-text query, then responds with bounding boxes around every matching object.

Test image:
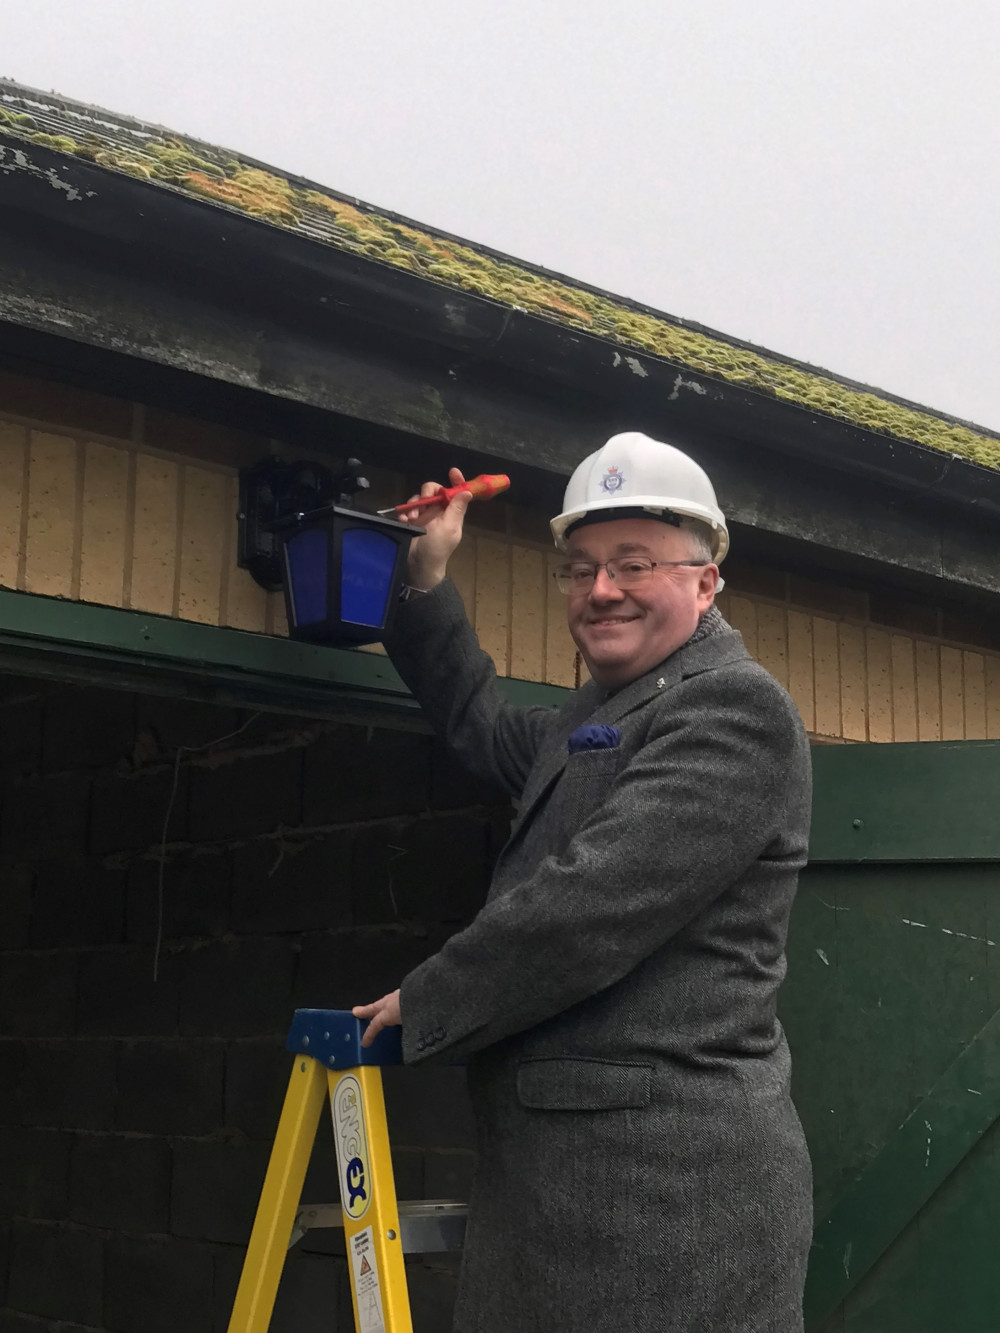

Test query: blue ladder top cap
[286,1008,403,1068]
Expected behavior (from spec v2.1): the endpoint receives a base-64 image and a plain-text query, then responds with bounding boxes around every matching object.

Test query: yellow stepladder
[227,1009,466,1333]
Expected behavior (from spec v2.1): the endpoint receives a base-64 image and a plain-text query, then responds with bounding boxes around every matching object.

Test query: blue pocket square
[568,724,621,754]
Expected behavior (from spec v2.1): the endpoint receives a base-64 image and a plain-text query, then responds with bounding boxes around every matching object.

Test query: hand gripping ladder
[227,1009,467,1333]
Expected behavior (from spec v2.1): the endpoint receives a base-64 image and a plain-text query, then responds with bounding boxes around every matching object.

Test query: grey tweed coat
[385,581,813,1333]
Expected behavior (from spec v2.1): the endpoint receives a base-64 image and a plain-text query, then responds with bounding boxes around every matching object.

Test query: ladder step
[291,1199,468,1254]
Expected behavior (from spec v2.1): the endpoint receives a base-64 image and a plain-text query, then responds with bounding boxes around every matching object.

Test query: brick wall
[0,672,512,1333]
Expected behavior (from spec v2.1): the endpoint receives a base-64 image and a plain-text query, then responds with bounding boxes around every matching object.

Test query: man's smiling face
[564,517,718,689]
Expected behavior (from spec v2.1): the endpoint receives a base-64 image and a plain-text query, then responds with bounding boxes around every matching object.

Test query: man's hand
[353,991,402,1048]
[400,468,474,590]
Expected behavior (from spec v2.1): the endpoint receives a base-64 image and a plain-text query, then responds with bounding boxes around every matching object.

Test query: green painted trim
[809,740,1000,863]
[0,589,570,718]
[804,1007,1000,1326]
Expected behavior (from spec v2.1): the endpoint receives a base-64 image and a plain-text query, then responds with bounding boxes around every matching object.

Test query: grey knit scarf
[683,602,731,648]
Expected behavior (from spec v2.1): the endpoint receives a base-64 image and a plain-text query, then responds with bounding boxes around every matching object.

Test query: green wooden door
[781,740,1000,1333]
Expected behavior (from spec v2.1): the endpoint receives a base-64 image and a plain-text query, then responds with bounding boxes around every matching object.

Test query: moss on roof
[1,97,998,473]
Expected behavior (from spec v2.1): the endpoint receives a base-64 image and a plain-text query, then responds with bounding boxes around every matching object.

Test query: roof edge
[0,77,998,474]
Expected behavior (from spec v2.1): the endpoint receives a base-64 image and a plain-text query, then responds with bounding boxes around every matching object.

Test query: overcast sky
[5,0,999,431]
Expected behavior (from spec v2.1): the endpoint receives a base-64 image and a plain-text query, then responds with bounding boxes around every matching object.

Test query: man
[354,432,813,1332]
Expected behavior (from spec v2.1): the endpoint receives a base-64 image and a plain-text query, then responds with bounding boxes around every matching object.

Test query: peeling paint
[902,917,996,945]
[842,1242,852,1279]
[924,1120,932,1167]
[624,355,648,378]
[45,170,83,200]
[939,927,996,946]
[813,894,850,912]
[668,373,709,401]
[816,948,830,966]
[0,142,93,201]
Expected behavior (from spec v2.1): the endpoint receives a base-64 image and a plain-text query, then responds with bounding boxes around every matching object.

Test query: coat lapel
[513,680,604,824]
[510,629,751,837]
[506,662,683,830]
[587,628,751,728]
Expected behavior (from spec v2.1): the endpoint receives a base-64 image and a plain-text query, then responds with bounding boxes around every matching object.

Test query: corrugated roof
[2,78,998,473]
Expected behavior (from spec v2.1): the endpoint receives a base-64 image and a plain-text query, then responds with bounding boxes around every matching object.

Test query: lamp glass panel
[284,528,329,627]
[340,528,397,627]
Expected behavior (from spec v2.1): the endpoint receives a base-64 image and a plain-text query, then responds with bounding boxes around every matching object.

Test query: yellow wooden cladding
[940,647,966,741]
[0,420,26,590]
[811,618,841,740]
[890,635,918,743]
[786,610,814,733]
[473,536,510,673]
[963,651,987,740]
[988,657,1000,740]
[544,551,578,689]
[177,465,231,626]
[510,546,546,682]
[757,603,790,692]
[80,440,131,608]
[914,640,942,741]
[865,628,893,743]
[130,453,180,616]
[26,430,78,599]
[1,405,998,744]
[838,624,868,742]
[723,595,757,657]
[223,475,269,633]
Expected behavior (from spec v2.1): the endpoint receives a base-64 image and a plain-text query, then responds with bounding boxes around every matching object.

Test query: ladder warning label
[349,1227,386,1333]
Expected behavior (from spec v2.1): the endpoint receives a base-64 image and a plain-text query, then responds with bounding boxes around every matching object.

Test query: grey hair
[678,518,715,563]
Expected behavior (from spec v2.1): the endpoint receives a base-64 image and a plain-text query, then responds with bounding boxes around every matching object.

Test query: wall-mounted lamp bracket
[237,457,371,590]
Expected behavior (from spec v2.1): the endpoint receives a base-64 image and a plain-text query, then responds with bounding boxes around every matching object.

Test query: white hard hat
[550,431,729,562]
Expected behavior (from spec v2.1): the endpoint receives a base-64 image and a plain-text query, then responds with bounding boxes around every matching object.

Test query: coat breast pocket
[562,749,621,782]
[555,748,621,827]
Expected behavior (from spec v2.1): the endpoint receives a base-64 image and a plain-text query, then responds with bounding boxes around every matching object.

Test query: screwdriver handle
[380,474,510,515]
[442,474,509,503]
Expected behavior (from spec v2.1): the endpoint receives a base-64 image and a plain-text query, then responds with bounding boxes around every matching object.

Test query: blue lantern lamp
[237,458,424,645]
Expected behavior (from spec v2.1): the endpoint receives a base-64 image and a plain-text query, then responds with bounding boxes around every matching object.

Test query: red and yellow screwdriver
[377,473,510,516]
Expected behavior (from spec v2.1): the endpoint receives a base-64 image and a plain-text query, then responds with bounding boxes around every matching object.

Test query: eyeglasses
[553,557,707,595]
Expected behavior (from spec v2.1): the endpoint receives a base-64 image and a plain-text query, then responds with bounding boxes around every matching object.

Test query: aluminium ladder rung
[291,1199,468,1253]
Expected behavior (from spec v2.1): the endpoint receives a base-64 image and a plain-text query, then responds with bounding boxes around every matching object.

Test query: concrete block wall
[0,672,510,1332]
